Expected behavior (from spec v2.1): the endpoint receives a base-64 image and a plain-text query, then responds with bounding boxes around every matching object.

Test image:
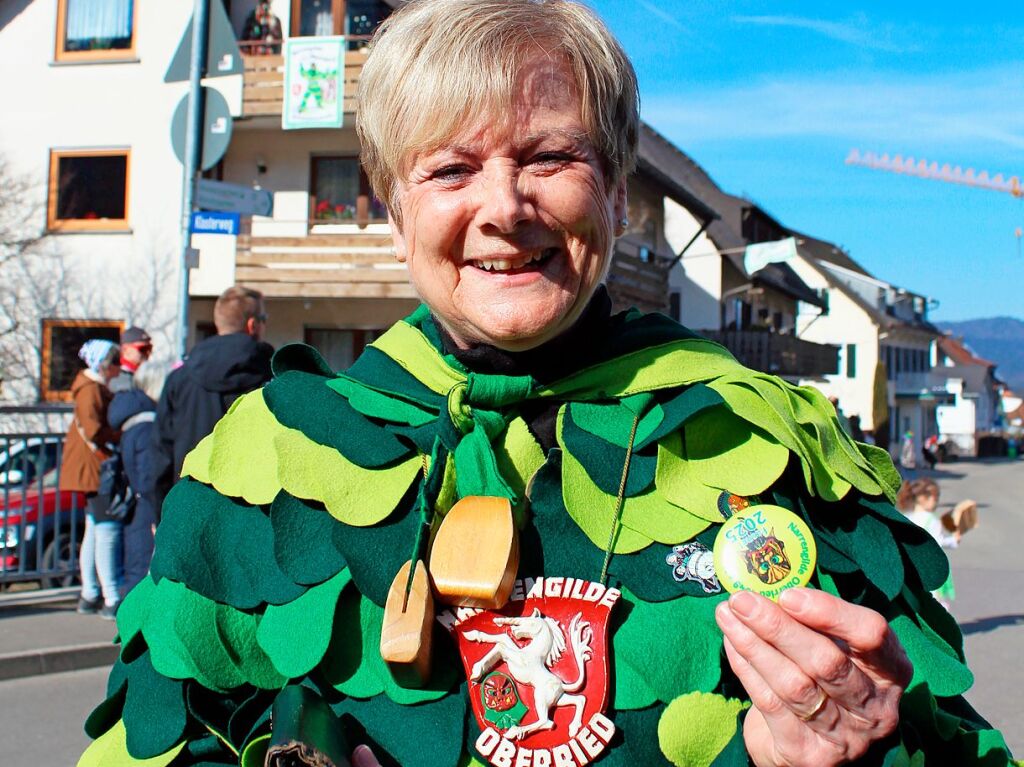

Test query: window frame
[39,318,124,402]
[291,0,345,36]
[54,0,138,63]
[309,154,384,226]
[47,148,132,232]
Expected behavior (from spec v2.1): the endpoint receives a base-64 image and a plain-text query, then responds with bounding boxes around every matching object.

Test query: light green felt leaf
[141,579,205,685]
[656,431,729,522]
[213,604,286,690]
[172,587,247,691]
[115,575,156,649]
[494,417,545,524]
[275,429,420,526]
[203,390,287,505]
[684,406,789,496]
[560,441,653,554]
[658,692,747,767]
[257,569,351,679]
[179,431,214,483]
[618,485,710,545]
[77,721,184,767]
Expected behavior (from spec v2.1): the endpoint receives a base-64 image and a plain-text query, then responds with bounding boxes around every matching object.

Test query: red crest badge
[438,577,619,767]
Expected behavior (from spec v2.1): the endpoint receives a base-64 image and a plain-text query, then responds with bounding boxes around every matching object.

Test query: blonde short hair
[133,360,170,404]
[357,0,639,226]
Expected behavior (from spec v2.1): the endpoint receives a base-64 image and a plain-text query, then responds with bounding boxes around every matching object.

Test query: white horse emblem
[465,608,594,740]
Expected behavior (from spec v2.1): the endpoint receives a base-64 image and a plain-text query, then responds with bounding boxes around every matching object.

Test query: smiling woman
[79,2,1015,767]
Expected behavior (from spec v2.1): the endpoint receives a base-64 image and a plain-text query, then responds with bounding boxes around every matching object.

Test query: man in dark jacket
[152,287,272,517]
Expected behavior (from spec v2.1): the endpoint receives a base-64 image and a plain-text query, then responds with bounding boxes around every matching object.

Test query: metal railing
[0,425,85,587]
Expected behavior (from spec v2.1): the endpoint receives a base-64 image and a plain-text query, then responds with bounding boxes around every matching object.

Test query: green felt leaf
[214,604,287,690]
[171,587,247,691]
[560,439,653,554]
[115,575,156,649]
[275,428,421,527]
[684,406,789,496]
[636,383,725,449]
[239,734,270,767]
[889,614,973,697]
[656,431,729,522]
[856,441,902,502]
[570,400,660,449]
[85,673,127,740]
[592,706,674,767]
[122,651,188,759]
[141,579,205,685]
[493,416,546,514]
[151,479,305,609]
[613,590,726,704]
[619,483,711,545]
[657,692,748,767]
[611,526,723,602]
[257,569,351,679]
[321,590,456,704]
[562,403,657,496]
[708,717,752,767]
[201,390,287,505]
[333,681,467,767]
[328,375,438,426]
[269,493,347,586]
[77,721,184,767]
[180,431,215,484]
[264,370,411,467]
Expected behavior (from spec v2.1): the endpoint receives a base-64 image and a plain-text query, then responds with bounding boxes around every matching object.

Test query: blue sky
[589,1,1024,321]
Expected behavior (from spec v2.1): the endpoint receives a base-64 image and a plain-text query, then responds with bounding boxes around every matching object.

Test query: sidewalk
[0,588,119,681]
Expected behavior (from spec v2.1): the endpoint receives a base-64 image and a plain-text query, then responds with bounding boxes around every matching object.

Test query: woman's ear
[388,212,407,263]
[613,179,628,236]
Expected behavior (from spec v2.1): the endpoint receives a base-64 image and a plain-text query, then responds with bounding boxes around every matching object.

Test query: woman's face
[391,56,627,351]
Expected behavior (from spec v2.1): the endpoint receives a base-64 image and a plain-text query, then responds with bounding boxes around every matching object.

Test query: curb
[0,642,119,681]
[0,586,79,609]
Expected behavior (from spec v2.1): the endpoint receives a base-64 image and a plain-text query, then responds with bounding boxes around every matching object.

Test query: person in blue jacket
[107,360,168,595]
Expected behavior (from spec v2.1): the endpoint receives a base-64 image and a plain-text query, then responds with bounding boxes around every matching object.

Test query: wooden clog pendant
[429,496,519,609]
[380,559,434,687]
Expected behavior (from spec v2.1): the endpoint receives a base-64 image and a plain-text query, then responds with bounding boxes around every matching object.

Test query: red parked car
[0,436,87,587]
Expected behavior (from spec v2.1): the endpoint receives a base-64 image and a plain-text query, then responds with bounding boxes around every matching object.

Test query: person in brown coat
[61,339,123,618]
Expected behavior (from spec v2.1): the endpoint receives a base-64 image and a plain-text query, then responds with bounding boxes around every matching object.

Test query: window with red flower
[310,156,387,223]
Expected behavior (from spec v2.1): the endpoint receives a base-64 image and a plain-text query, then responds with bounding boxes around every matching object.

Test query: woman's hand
[352,745,382,767]
[715,588,912,767]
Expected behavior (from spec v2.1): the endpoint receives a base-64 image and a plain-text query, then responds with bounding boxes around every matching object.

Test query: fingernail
[779,587,808,611]
[729,590,757,617]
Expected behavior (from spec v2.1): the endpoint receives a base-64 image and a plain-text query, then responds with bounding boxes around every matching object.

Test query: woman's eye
[531,152,571,166]
[431,165,472,182]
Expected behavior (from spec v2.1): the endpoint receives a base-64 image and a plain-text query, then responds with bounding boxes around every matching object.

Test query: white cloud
[732,14,918,53]
[635,0,687,33]
[643,66,1024,153]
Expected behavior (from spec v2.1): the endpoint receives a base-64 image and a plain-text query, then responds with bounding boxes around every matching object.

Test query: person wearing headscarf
[79,2,1013,765]
[61,339,122,619]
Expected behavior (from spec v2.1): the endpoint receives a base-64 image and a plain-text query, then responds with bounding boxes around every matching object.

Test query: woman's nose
[477,165,533,233]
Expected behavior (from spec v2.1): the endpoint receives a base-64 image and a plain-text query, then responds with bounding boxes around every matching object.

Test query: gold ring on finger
[797,688,829,722]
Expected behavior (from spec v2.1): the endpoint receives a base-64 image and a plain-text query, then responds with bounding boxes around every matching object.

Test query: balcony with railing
[241,47,368,119]
[606,239,670,315]
[700,330,840,378]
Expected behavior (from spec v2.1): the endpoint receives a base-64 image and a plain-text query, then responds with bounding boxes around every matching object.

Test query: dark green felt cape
[79,306,1016,767]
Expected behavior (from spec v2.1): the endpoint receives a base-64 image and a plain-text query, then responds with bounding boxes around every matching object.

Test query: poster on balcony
[283,37,345,130]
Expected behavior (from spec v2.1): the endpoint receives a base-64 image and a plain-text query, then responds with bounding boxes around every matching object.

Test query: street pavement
[0,459,1019,764]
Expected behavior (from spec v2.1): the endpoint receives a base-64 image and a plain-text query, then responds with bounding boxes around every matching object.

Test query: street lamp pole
[177,0,211,360]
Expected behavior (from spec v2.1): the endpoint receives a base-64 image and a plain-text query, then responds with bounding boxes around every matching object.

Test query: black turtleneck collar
[434,286,614,384]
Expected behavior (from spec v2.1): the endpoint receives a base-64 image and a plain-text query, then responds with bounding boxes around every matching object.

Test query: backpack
[88,449,136,522]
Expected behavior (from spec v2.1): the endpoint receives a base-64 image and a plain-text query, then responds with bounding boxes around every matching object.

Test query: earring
[618,217,629,231]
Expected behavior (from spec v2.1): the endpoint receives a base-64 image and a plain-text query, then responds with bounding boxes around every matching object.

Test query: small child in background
[898,478,956,609]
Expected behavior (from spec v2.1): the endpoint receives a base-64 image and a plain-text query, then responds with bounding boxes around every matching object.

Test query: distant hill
[939,317,1024,392]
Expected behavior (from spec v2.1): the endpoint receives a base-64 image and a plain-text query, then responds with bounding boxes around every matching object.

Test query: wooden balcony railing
[607,240,670,314]
[242,50,368,119]
[701,330,840,378]
[234,233,416,299]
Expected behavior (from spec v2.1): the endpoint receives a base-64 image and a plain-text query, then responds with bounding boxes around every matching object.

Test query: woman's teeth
[471,248,556,272]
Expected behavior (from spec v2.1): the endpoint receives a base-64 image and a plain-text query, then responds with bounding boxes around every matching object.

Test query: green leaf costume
[80,304,1014,767]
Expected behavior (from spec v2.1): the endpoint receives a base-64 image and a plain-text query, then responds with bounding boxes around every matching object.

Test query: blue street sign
[191,211,241,235]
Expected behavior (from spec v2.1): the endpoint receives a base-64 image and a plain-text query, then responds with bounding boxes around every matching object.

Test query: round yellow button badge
[712,504,817,600]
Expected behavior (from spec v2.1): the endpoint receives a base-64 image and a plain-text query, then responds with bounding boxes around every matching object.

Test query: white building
[934,336,1002,456]
[787,235,949,455]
